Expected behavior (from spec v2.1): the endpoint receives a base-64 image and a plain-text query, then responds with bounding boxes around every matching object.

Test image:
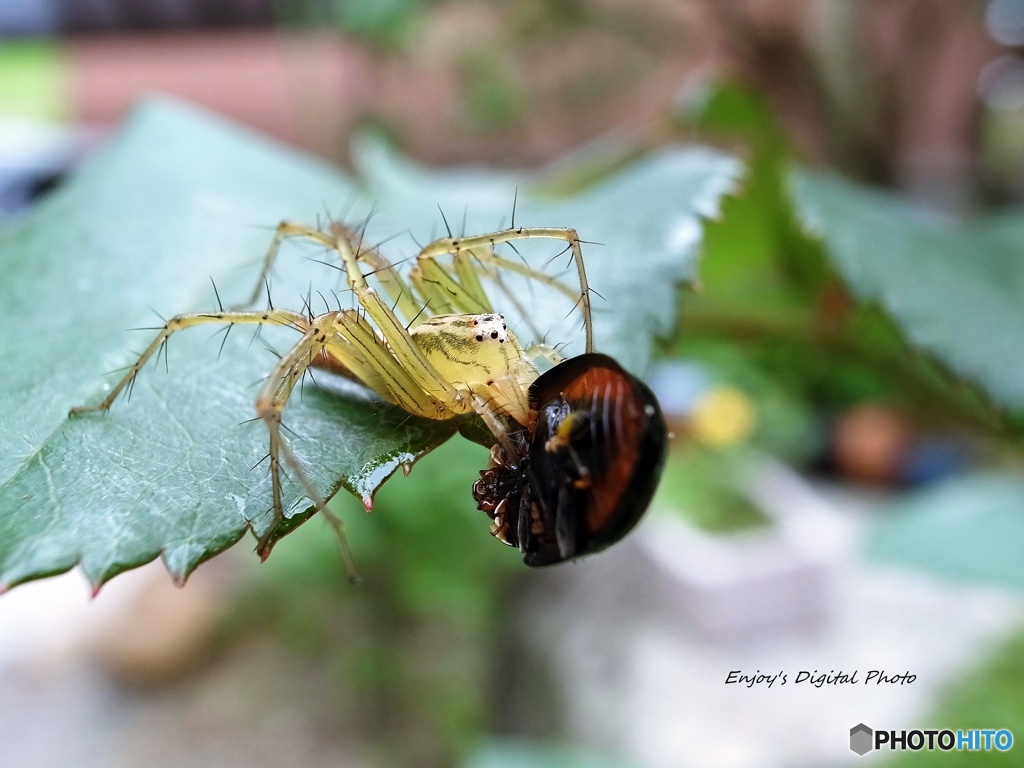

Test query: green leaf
[0,97,739,591]
[869,473,1024,589]
[790,169,1024,415]
[685,81,830,338]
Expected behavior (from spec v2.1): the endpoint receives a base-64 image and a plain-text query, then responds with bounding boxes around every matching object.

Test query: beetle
[474,353,667,566]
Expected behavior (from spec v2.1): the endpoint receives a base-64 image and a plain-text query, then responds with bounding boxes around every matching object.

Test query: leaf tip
[255,536,274,562]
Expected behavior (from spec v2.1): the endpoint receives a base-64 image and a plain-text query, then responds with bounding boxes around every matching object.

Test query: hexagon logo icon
[850,723,873,756]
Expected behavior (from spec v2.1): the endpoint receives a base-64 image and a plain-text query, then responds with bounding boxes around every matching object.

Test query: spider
[69,214,665,575]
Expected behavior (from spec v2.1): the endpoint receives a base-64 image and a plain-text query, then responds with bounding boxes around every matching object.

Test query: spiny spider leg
[65,309,352,556]
[242,219,439,383]
[67,302,463,572]
[251,306,477,560]
[409,247,493,316]
[66,307,365,570]
[469,393,518,457]
[69,309,309,416]
[244,220,424,328]
[248,220,593,354]
[327,222,420,324]
[315,225,545,427]
[325,309,457,416]
[251,319,360,579]
[416,227,593,353]
[243,222,335,307]
[253,306,477,564]
[524,342,566,367]
[329,233,464,411]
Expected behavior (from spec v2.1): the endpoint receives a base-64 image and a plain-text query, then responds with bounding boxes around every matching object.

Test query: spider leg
[250,317,360,581]
[327,222,422,325]
[416,227,593,352]
[469,393,519,457]
[244,221,336,306]
[329,235,464,410]
[66,306,365,572]
[409,248,493,315]
[525,343,565,367]
[244,221,424,328]
[321,309,459,418]
[69,309,310,415]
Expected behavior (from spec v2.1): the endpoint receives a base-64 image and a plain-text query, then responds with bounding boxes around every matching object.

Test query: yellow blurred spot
[690,386,756,446]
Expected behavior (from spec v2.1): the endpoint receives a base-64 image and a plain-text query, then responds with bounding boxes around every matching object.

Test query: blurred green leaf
[869,473,1024,589]
[685,80,827,306]
[884,626,1024,768]
[790,169,1024,416]
[674,340,822,463]
[655,445,771,533]
[0,40,68,121]
[464,739,639,768]
[0,98,739,591]
[274,0,424,48]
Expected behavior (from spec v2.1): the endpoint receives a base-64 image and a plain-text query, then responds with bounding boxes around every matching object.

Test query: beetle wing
[522,353,668,566]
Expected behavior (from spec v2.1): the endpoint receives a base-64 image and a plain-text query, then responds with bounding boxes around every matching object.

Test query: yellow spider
[69,216,595,575]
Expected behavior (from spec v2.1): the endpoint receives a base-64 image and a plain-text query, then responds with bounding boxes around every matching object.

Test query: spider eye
[491,331,499,339]
[476,334,484,342]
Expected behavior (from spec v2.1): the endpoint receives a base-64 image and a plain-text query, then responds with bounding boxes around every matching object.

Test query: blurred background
[4,1,1024,766]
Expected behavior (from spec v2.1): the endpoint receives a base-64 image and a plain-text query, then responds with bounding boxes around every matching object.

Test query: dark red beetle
[473,353,667,566]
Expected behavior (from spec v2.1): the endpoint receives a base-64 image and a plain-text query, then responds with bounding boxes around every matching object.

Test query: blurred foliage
[0,40,68,121]
[883,626,1024,767]
[272,0,430,49]
[231,438,514,766]
[650,340,820,533]
[870,473,1024,589]
[653,77,1024,535]
[656,445,770,533]
[676,340,822,463]
[457,50,528,132]
[464,739,639,768]
[791,169,1024,422]
[679,80,1022,438]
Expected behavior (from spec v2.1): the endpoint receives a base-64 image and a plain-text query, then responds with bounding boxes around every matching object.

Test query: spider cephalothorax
[410,313,537,424]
